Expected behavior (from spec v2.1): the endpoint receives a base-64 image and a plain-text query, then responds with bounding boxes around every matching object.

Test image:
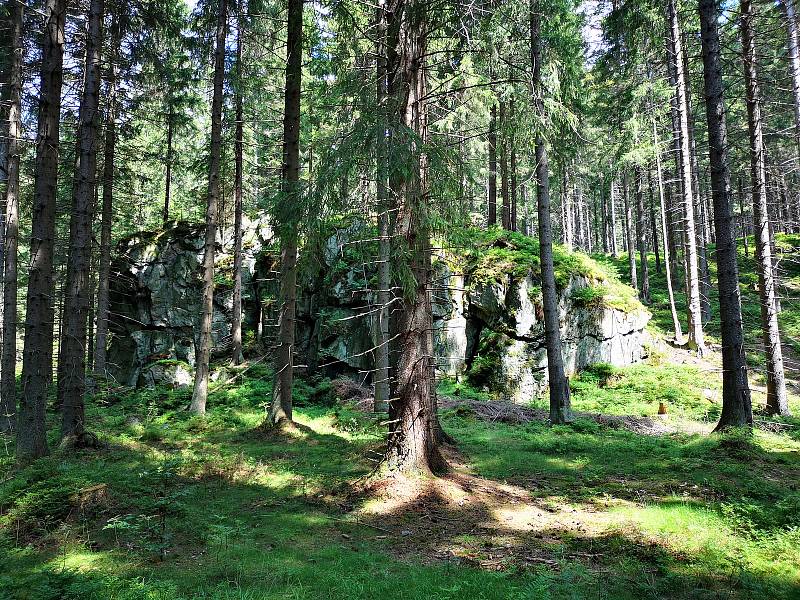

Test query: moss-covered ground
[2,235,800,600]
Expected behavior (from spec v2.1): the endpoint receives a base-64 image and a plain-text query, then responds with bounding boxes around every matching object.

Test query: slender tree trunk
[510,133,518,232]
[269,0,302,425]
[738,174,749,257]
[609,176,618,257]
[93,14,121,382]
[782,0,800,187]
[740,0,789,416]
[623,171,637,291]
[666,0,705,353]
[531,0,571,424]
[699,0,752,429]
[635,168,650,303]
[648,170,661,274]
[59,0,104,440]
[190,0,227,415]
[383,0,444,473]
[18,0,68,460]
[653,120,683,343]
[231,0,245,366]
[1,0,24,433]
[488,104,497,226]
[601,175,609,254]
[500,103,510,230]
[164,106,174,226]
[374,0,391,413]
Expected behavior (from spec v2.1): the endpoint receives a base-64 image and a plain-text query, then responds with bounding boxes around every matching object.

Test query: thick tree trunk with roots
[666,0,704,354]
[531,0,571,424]
[269,0,303,425]
[740,0,789,416]
[382,0,444,474]
[1,0,24,433]
[191,0,227,414]
[18,0,68,460]
[698,0,752,429]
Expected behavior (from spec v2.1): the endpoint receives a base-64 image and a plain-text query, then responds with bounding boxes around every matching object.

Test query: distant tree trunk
[699,0,752,429]
[666,0,705,354]
[0,0,24,433]
[164,106,174,226]
[609,176,618,257]
[653,119,683,343]
[488,104,497,226]
[500,103,510,230]
[231,0,245,366]
[623,170,637,291]
[634,168,650,303]
[738,174,749,257]
[374,0,391,412]
[383,0,445,474]
[531,0,570,424]
[601,176,609,254]
[59,0,104,441]
[740,0,789,416]
[781,0,800,182]
[647,170,661,274]
[269,0,302,425]
[510,132,518,232]
[93,13,121,383]
[190,0,227,415]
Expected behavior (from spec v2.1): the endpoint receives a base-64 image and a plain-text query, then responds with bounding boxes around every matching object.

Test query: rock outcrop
[107,221,650,402]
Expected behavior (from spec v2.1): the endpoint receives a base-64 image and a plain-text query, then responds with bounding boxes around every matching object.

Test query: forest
[0,0,800,597]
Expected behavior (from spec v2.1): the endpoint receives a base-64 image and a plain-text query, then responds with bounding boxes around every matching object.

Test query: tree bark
[698,0,752,429]
[1,0,24,433]
[374,0,391,413]
[269,0,302,425]
[609,176,618,257]
[18,0,68,460]
[623,170,637,291]
[59,0,104,440]
[740,0,789,416]
[231,0,245,366]
[531,0,571,424]
[488,104,497,226]
[647,170,661,274]
[782,0,800,177]
[500,102,510,230]
[190,0,227,414]
[383,0,445,474]
[510,124,518,232]
[666,0,705,353]
[93,13,121,383]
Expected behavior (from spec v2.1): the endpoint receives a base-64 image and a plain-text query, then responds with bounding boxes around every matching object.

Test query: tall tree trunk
[738,174,749,257]
[666,0,705,353]
[93,13,121,383]
[740,0,789,416]
[164,106,174,226]
[1,0,24,433]
[231,0,245,366]
[268,0,302,425]
[510,131,518,232]
[531,0,571,424]
[782,0,800,188]
[374,0,390,413]
[383,0,444,473]
[500,103,510,230]
[653,119,684,343]
[488,104,497,226]
[18,0,68,460]
[699,0,752,429]
[623,170,638,291]
[59,0,104,440]
[609,176,618,257]
[601,175,609,254]
[647,170,661,274]
[635,168,650,303]
[190,0,227,414]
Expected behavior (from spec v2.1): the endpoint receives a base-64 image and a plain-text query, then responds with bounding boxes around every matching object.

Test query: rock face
[107,221,650,402]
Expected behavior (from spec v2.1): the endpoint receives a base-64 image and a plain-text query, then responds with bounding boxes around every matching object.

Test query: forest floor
[1,235,800,600]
